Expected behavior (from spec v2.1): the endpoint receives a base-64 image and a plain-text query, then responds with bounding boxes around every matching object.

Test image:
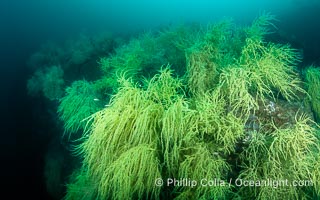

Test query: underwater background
[2,0,320,199]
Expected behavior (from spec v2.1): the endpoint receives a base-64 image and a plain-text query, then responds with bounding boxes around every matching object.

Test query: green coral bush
[177,143,230,200]
[305,66,320,122]
[185,19,241,95]
[99,144,161,200]
[58,14,320,199]
[27,32,121,103]
[98,28,191,93]
[69,68,239,199]
[27,65,65,100]
[240,39,305,101]
[194,91,246,154]
[238,114,319,199]
[57,80,103,138]
[218,66,259,119]
[64,169,98,200]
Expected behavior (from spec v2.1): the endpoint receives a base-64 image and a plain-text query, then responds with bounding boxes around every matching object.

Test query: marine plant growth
[28,13,320,199]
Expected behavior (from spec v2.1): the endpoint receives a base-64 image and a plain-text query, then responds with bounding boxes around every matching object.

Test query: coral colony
[27,14,320,199]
